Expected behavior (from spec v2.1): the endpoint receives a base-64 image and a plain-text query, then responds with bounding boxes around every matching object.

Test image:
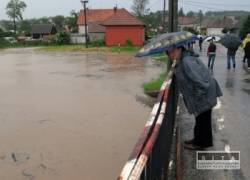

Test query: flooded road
[0,48,164,180]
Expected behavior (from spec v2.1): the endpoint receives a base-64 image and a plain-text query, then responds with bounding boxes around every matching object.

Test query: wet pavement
[179,43,250,180]
[0,48,164,180]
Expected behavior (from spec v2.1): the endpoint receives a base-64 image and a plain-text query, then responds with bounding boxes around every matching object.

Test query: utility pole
[163,0,166,32]
[81,0,89,48]
[168,0,178,32]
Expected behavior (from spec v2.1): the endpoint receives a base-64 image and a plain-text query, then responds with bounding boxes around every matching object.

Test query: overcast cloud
[0,0,250,20]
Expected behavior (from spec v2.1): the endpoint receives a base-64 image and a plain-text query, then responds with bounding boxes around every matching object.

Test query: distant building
[77,7,145,46]
[200,17,240,36]
[31,24,57,39]
[178,16,199,31]
[165,16,199,31]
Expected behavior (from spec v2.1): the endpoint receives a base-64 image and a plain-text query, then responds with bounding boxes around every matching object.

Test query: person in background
[241,33,250,63]
[227,47,238,70]
[244,41,250,69]
[199,36,203,52]
[207,39,217,70]
[166,46,222,150]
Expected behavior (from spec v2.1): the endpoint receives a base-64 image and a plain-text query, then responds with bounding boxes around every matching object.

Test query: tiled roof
[31,24,56,34]
[101,8,144,26]
[77,8,121,25]
[178,16,198,25]
[165,16,198,25]
[201,17,239,28]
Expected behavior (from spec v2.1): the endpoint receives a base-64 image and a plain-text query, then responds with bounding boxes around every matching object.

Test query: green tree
[0,28,4,36]
[19,19,31,35]
[178,7,185,17]
[132,0,149,18]
[240,15,250,39]
[38,17,51,24]
[52,15,65,31]
[186,11,194,17]
[198,10,203,27]
[6,0,27,34]
[66,10,78,33]
[56,32,70,45]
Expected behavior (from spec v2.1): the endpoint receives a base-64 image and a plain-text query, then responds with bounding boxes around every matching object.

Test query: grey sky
[0,0,250,20]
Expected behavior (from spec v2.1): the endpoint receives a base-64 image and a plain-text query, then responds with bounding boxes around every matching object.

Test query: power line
[182,0,250,7]
[149,0,161,9]
[179,1,230,11]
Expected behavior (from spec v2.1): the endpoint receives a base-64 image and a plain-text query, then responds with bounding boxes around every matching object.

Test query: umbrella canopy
[204,36,221,42]
[136,31,198,57]
[219,34,242,49]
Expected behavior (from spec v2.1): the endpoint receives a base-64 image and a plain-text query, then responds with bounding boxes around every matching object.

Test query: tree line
[0,0,78,36]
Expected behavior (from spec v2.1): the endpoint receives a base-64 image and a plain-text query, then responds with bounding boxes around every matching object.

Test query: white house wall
[79,25,88,35]
[70,33,86,44]
[207,28,223,36]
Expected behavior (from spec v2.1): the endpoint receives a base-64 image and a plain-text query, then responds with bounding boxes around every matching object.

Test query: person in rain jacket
[241,33,250,63]
[227,47,238,70]
[207,39,217,70]
[166,46,223,150]
[245,41,250,69]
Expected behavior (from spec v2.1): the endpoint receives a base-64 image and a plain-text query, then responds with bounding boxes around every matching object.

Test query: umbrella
[204,36,221,42]
[136,31,198,57]
[219,34,242,49]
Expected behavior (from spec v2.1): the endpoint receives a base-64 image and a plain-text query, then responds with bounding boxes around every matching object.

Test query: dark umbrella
[219,34,242,49]
[136,31,198,57]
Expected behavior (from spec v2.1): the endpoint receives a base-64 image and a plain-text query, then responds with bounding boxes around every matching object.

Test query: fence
[118,61,179,180]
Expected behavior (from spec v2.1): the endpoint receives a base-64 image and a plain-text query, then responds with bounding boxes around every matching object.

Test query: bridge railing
[118,61,179,180]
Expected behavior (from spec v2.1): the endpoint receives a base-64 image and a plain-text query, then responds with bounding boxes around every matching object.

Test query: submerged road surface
[0,48,164,180]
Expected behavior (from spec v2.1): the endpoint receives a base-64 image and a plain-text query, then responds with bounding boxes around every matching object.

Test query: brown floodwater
[0,48,165,180]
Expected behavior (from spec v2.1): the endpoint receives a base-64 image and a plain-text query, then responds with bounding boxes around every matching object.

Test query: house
[101,8,145,46]
[165,16,198,31]
[178,16,199,31]
[31,24,57,39]
[200,17,240,36]
[77,7,145,46]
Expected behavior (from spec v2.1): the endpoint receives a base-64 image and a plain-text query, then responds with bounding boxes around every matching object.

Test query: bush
[0,37,10,48]
[56,32,71,45]
[125,39,134,47]
[183,27,198,35]
[91,39,105,47]
[222,28,229,34]
[0,31,16,38]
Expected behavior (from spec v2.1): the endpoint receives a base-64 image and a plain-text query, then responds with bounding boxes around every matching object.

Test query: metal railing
[118,61,179,180]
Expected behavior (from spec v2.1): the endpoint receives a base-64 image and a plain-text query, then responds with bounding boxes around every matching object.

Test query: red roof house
[77,8,145,46]
[102,8,145,46]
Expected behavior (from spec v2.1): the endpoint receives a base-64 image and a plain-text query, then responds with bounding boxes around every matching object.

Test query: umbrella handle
[172,60,177,68]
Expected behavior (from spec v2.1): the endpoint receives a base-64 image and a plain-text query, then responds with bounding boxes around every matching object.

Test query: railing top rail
[118,60,177,180]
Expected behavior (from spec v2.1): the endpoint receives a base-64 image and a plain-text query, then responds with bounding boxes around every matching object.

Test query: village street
[180,42,250,180]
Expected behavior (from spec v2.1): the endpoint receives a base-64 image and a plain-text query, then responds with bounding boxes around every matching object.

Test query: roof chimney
[114,4,117,13]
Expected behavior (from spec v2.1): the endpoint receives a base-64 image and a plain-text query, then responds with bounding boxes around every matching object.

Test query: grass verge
[143,71,168,91]
[40,44,141,54]
[143,54,169,92]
